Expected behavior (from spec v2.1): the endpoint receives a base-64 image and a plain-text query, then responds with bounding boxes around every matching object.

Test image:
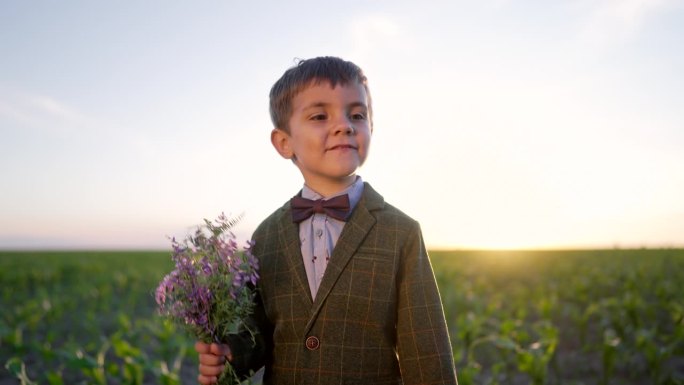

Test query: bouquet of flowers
[155,213,259,384]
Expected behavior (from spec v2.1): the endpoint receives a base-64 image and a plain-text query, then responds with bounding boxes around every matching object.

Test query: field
[1,249,683,384]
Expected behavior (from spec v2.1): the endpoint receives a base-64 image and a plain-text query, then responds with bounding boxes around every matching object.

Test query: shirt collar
[301,176,365,211]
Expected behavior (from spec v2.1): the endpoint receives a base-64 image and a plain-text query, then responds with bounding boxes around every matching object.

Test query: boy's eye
[310,114,327,121]
[351,113,366,120]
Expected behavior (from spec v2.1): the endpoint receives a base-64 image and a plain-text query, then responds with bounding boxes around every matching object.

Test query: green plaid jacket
[241,183,458,385]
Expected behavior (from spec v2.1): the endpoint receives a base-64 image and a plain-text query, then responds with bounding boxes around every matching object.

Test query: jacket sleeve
[395,221,459,384]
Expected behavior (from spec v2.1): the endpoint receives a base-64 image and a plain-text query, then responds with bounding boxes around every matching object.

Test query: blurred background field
[1,249,683,385]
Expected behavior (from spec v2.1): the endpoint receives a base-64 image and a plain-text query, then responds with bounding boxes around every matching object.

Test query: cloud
[0,89,163,165]
[347,15,404,62]
[577,0,677,46]
[0,90,92,133]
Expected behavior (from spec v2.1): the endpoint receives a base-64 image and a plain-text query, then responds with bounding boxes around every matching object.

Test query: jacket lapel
[277,201,314,305]
[305,183,385,333]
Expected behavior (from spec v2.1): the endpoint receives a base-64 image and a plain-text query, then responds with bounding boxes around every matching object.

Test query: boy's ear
[271,128,294,160]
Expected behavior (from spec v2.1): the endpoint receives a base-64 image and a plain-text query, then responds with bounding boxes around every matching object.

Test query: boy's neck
[303,175,358,198]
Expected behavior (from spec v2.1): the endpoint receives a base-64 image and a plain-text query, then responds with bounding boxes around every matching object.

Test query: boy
[196,56,458,385]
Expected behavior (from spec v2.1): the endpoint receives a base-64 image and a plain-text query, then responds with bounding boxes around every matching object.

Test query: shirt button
[315,229,323,238]
[305,336,320,350]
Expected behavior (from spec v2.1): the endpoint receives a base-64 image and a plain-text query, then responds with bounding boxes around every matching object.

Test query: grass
[1,249,683,384]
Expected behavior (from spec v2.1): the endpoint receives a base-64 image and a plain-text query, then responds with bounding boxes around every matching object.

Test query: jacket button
[305,336,320,350]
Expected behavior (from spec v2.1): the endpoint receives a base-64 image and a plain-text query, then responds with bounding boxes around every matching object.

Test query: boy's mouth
[327,144,357,151]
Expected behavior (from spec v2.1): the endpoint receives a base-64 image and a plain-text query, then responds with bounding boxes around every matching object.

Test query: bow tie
[290,194,351,223]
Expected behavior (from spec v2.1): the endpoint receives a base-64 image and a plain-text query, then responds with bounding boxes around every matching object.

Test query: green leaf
[118,313,132,331]
[72,354,100,370]
[492,336,519,351]
[112,336,143,358]
[4,357,23,376]
[45,371,64,385]
[4,357,38,385]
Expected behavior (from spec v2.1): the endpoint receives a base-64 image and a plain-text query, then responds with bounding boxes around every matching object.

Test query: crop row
[2,249,683,384]
[433,249,684,384]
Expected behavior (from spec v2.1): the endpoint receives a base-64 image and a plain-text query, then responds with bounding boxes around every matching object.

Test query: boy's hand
[195,341,233,385]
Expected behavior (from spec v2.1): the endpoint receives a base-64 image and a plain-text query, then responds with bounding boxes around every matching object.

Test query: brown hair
[269,56,372,132]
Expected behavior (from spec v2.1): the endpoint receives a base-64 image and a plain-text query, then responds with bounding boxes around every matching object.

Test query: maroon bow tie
[290,194,351,223]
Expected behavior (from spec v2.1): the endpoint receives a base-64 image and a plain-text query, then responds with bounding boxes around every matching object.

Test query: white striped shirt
[298,176,365,300]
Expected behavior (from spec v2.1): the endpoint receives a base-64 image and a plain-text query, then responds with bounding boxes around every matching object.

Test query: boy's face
[271,81,372,195]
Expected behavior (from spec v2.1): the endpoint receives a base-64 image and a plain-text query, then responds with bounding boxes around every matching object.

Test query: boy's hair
[269,56,372,132]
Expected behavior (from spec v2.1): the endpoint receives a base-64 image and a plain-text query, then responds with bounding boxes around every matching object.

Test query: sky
[1,0,683,250]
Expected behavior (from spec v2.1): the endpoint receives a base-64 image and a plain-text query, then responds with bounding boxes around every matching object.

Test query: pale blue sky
[1,0,683,249]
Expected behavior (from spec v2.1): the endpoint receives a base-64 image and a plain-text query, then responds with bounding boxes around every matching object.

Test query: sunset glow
[1,1,683,250]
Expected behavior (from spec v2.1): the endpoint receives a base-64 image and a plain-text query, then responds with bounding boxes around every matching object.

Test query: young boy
[195,56,458,385]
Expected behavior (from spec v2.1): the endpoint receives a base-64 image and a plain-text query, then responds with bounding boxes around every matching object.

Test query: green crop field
[1,249,683,384]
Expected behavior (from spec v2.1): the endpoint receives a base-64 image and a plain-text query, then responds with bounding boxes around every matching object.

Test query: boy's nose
[341,125,355,135]
[332,119,355,135]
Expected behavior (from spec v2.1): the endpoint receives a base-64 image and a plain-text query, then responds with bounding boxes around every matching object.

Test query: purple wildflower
[155,282,166,307]
[201,256,213,275]
[156,213,259,349]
